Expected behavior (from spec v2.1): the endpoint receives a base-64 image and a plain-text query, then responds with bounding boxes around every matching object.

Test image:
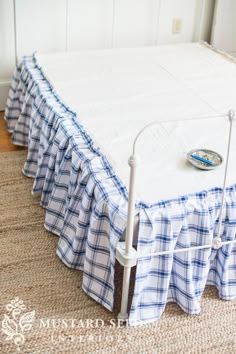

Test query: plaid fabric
[129,188,236,325]
[5,55,236,326]
[5,56,128,313]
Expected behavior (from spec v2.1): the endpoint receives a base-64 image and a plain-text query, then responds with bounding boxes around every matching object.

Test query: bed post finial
[228,109,236,122]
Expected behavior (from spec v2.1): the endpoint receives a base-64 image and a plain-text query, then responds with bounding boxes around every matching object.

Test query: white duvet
[37,43,236,204]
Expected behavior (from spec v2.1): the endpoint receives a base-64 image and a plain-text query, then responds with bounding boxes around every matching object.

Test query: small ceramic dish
[187,149,223,170]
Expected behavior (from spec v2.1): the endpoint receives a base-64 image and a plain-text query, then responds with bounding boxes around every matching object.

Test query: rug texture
[0,150,236,354]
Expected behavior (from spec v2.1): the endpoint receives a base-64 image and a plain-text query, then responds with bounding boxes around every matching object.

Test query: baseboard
[0,81,10,111]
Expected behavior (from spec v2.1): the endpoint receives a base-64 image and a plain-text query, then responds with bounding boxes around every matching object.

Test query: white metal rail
[116,110,236,321]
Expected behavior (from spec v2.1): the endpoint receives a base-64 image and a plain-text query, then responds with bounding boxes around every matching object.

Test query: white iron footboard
[116,109,236,321]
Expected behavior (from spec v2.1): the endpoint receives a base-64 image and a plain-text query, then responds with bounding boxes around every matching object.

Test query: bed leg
[118,267,132,321]
[116,243,137,321]
[116,154,138,322]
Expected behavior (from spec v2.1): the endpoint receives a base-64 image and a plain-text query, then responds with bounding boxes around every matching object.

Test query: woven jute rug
[0,150,236,354]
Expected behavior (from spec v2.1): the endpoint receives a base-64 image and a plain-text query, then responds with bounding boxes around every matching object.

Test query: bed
[5,42,236,326]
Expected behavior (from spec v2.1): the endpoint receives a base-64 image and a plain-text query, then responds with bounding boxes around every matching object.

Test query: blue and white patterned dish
[187,149,223,170]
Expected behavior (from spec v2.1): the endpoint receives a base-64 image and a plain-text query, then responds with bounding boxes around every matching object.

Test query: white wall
[68,0,114,49]
[15,0,67,56]
[158,0,196,44]
[211,0,236,56]
[113,0,159,47]
[0,0,15,109]
[0,0,215,110]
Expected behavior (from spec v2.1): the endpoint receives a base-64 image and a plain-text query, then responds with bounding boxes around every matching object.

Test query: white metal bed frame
[116,109,236,321]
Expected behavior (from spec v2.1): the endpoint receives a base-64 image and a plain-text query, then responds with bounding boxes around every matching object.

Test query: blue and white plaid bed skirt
[5,55,236,326]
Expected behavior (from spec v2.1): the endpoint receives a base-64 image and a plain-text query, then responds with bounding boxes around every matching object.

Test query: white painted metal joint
[116,242,137,267]
[212,237,222,250]
[128,155,139,168]
[228,109,236,123]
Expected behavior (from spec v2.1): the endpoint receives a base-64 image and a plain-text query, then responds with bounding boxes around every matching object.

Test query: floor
[0,111,26,153]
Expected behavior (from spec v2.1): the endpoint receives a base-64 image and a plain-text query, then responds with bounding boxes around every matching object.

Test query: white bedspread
[37,43,236,204]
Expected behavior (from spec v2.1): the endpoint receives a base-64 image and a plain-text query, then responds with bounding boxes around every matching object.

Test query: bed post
[213,109,235,248]
[116,155,138,321]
